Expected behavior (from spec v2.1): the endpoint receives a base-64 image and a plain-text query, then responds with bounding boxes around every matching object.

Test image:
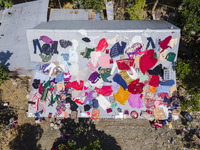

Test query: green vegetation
[58,140,102,150]
[127,0,147,20]
[72,0,104,11]
[0,0,13,8]
[0,65,8,86]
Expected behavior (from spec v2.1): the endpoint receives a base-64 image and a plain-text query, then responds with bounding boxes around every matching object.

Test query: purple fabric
[88,71,99,83]
[128,93,144,109]
[84,90,96,104]
[39,36,54,44]
[50,78,57,85]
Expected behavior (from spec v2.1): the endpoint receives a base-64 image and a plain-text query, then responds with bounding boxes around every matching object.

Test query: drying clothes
[82,37,91,42]
[128,79,144,94]
[80,47,95,59]
[140,111,154,121]
[34,72,49,81]
[92,99,99,108]
[38,83,44,95]
[55,72,64,83]
[169,86,177,96]
[116,58,135,71]
[159,49,168,62]
[51,41,59,54]
[66,97,78,111]
[96,38,108,52]
[139,49,158,74]
[61,53,69,62]
[169,38,178,48]
[98,67,112,75]
[155,85,171,96]
[149,75,159,87]
[125,42,142,58]
[50,94,60,105]
[147,64,163,77]
[137,73,149,82]
[91,109,100,119]
[39,36,54,44]
[96,95,111,110]
[159,80,175,86]
[69,48,78,63]
[128,93,144,109]
[95,86,113,96]
[111,103,117,110]
[87,61,99,71]
[39,53,52,62]
[145,98,155,109]
[158,93,170,99]
[127,67,138,80]
[84,104,91,111]
[84,90,96,104]
[100,73,112,83]
[32,79,40,89]
[110,42,126,58]
[90,51,101,66]
[88,71,99,84]
[163,97,172,106]
[165,52,176,62]
[35,63,41,71]
[65,80,84,90]
[44,63,56,76]
[128,36,143,48]
[159,36,172,53]
[99,55,110,68]
[149,86,156,93]
[134,55,140,68]
[33,39,42,54]
[146,37,155,49]
[119,70,133,85]
[113,73,128,90]
[59,39,72,48]
[154,107,166,120]
[69,62,79,76]
[89,78,104,89]
[113,86,130,105]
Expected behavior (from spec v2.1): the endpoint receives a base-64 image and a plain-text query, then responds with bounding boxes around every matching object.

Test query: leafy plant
[0,65,8,86]
[0,0,13,8]
[72,0,104,11]
[127,0,147,20]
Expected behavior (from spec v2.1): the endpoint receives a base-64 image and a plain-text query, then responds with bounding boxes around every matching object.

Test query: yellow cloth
[134,55,140,68]
[170,86,177,96]
[113,86,130,105]
[119,70,133,85]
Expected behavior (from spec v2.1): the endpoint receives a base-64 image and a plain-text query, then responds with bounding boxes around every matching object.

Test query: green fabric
[111,103,117,110]
[101,73,112,83]
[165,52,176,62]
[138,73,149,82]
[50,94,60,105]
[41,88,49,101]
[80,47,95,59]
[39,53,52,62]
[153,52,157,59]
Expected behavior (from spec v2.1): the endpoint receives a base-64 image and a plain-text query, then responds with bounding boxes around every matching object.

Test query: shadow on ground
[9,123,43,150]
[53,118,121,150]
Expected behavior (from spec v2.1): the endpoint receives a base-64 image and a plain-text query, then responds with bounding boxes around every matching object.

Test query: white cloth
[96,95,111,110]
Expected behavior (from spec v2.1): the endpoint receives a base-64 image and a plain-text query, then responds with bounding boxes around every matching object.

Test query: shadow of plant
[52,118,121,150]
[9,123,43,150]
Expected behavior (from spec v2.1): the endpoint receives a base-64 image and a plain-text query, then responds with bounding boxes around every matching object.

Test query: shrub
[0,65,8,86]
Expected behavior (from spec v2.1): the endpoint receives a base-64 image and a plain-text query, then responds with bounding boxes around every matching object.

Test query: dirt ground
[0,76,200,150]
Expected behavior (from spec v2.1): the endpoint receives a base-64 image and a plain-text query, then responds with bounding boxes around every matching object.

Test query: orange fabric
[149,86,157,93]
[64,112,68,118]
[113,86,130,105]
[91,109,100,119]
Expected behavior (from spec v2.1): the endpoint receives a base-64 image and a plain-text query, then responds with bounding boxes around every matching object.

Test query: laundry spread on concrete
[28,33,180,124]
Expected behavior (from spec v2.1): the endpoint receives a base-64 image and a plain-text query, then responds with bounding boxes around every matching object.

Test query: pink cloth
[99,55,110,68]
[90,51,101,66]
[39,36,54,44]
[158,93,170,99]
[154,100,160,108]
[96,38,108,52]
[95,86,113,96]
[128,93,144,109]
[87,61,99,71]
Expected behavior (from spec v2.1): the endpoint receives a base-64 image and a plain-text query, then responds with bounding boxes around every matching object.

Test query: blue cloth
[159,80,175,86]
[146,37,155,49]
[113,73,128,90]
[155,85,171,96]
[55,72,64,83]
[33,39,42,54]
[35,63,41,71]
[110,42,127,58]
[96,11,100,20]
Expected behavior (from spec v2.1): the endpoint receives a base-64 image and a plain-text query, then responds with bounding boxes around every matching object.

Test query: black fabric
[41,44,52,55]
[59,40,72,48]
[28,101,36,104]
[147,64,163,77]
[32,79,40,89]
[84,104,91,111]
[51,41,59,54]
[163,96,172,106]
[82,37,91,42]
[66,97,78,111]
[117,107,122,112]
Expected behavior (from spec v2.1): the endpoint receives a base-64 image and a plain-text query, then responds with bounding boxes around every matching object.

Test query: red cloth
[149,75,159,87]
[139,49,158,74]
[38,83,43,95]
[159,36,172,53]
[128,79,144,94]
[96,38,108,52]
[116,58,135,71]
[65,80,84,90]
[158,93,170,99]
[95,86,113,96]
